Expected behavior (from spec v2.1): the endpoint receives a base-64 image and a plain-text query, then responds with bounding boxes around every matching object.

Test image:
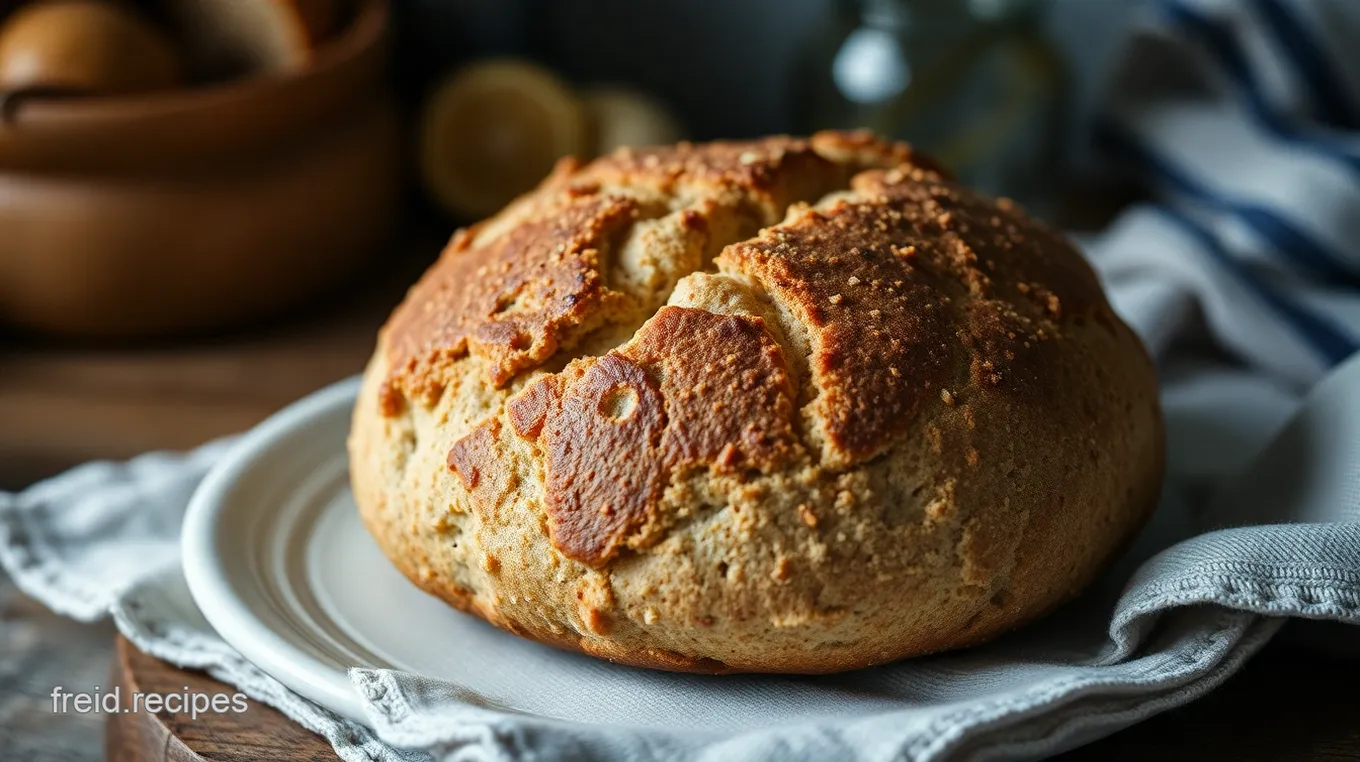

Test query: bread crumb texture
[349,131,1163,674]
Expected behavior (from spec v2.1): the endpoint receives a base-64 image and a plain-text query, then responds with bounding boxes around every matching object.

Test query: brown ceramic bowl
[0,0,401,337]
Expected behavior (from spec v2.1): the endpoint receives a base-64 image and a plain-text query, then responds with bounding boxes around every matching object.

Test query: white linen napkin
[4,1,1360,759]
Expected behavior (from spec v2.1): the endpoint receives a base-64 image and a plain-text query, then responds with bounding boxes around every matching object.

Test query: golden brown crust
[568,136,846,222]
[349,131,1164,675]
[719,169,1111,465]
[537,354,665,565]
[380,194,640,410]
[721,202,956,463]
[633,306,800,474]
[506,374,555,439]
[447,417,499,491]
[377,131,931,417]
[513,306,801,567]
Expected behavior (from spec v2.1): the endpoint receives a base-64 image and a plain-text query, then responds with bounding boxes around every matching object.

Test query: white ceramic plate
[181,378,920,730]
[183,377,391,722]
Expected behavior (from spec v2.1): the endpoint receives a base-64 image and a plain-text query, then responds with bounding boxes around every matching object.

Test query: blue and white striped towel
[1090,0,1360,388]
[2,3,1359,761]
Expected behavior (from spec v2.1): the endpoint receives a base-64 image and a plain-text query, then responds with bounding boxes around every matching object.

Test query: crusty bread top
[481,305,804,566]
[721,170,1109,465]
[378,133,931,410]
[376,131,1117,568]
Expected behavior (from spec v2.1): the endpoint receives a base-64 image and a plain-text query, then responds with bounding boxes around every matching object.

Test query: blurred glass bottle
[798,0,1066,217]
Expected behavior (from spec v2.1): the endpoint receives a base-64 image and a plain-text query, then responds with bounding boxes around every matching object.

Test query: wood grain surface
[106,638,339,762]
[0,569,116,761]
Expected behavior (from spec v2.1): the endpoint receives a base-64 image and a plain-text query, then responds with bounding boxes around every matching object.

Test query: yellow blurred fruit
[0,0,182,96]
[420,59,587,221]
[582,86,684,155]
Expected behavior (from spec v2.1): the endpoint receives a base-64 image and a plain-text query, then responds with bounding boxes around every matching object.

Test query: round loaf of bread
[349,131,1163,674]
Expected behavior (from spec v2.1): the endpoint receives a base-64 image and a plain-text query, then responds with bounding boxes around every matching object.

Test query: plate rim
[181,376,371,723]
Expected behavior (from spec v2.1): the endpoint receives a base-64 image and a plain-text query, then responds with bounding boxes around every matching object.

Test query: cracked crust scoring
[494,306,802,568]
[349,131,1164,674]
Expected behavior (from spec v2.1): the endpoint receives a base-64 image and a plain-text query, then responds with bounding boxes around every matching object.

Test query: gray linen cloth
[5,1,1360,759]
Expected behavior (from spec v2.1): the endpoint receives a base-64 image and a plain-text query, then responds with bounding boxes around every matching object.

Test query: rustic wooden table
[2,243,1358,761]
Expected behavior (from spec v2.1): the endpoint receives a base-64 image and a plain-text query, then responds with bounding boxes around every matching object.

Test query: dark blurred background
[396,0,1135,140]
[392,0,1143,224]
